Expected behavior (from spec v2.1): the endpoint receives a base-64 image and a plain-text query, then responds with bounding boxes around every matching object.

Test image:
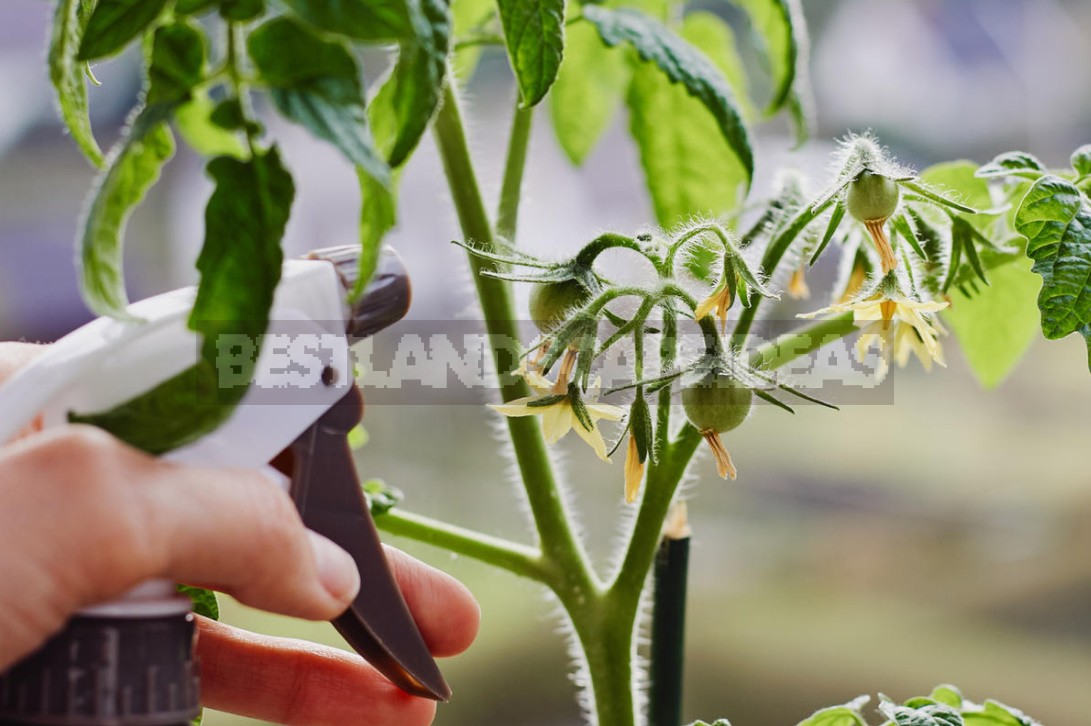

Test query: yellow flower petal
[541,401,573,444]
[573,416,611,461]
[488,399,542,417]
[585,402,625,421]
[624,435,643,504]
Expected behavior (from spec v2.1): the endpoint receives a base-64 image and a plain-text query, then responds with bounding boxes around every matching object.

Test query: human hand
[0,343,479,726]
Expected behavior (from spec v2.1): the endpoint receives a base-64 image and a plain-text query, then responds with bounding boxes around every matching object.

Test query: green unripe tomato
[681,374,753,433]
[529,279,592,332]
[846,171,900,222]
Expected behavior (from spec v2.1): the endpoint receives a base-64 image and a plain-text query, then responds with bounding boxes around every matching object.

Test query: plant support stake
[649,503,692,726]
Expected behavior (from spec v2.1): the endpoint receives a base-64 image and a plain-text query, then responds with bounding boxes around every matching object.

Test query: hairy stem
[750,313,856,370]
[732,199,833,349]
[375,508,550,583]
[496,103,534,242]
[432,80,596,595]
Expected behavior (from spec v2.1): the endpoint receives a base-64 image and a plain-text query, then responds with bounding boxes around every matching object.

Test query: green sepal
[629,393,654,464]
[527,393,568,407]
[900,179,981,215]
[891,212,927,260]
[568,385,595,433]
[809,201,845,265]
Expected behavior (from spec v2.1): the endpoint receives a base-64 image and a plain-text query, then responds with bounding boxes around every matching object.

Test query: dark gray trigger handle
[278,386,451,701]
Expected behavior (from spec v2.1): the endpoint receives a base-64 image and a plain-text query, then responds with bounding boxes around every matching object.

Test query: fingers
[0,343,42,385]
[0,425,360,668]
[383,545,479,658]
[195,617,437,726]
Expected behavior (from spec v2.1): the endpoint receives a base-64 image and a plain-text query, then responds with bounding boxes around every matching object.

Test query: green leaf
[248,17,390,184]
[920,161,994,233]
[795,695,870,726]
[975,151,1045,181]
[729,0,812,140]
[1013,175,1091,358]
[624,11,751,227]
[50,0,104,167]
[549,20,631,165]
[146,20,206,107]
[962,701,1040,726]
[363,479,403,515]
[497,0,565,106]
[280,0,415,40]
[944,246,1040,387]
[78,119,175,319]
[175,94,247,158]
[928,685,963,710]
[78,0,170,61]
[810,201,845,265]
[584,5,753,188]
[190,148,294,360]
[365,0,452,167]
[73,148,296,453]
[1070,144,1091,178]
[878,698,963,726]
[219,0,265,21]
[177,584,219,620]
[353,166,398,298]
[70,362,240,453]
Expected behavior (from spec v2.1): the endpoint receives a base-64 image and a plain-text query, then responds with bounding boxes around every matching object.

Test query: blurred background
[2,0,1090,723]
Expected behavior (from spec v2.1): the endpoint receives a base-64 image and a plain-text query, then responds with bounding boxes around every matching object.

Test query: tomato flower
[491,376,624,461]
[800,288,948,374]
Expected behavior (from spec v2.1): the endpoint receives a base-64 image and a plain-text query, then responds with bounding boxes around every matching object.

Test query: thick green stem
[577,609,638,726]
[750,312,856,370]
[375,508,549,583]
[609,427,702,606]
[432,81,596,595]
[496,103,534,242]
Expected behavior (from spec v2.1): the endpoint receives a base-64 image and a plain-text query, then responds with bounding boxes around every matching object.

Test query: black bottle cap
[0,612,199,726]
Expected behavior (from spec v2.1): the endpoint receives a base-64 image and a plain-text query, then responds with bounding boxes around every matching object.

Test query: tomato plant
[44,0,1091,723]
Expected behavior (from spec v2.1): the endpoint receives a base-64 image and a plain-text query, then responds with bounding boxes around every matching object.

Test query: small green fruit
[529,279,592,332]
[847,171,900,222]
[681,374,753,433]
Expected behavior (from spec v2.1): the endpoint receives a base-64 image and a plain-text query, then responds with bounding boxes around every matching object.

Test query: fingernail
[307,531,361,603]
